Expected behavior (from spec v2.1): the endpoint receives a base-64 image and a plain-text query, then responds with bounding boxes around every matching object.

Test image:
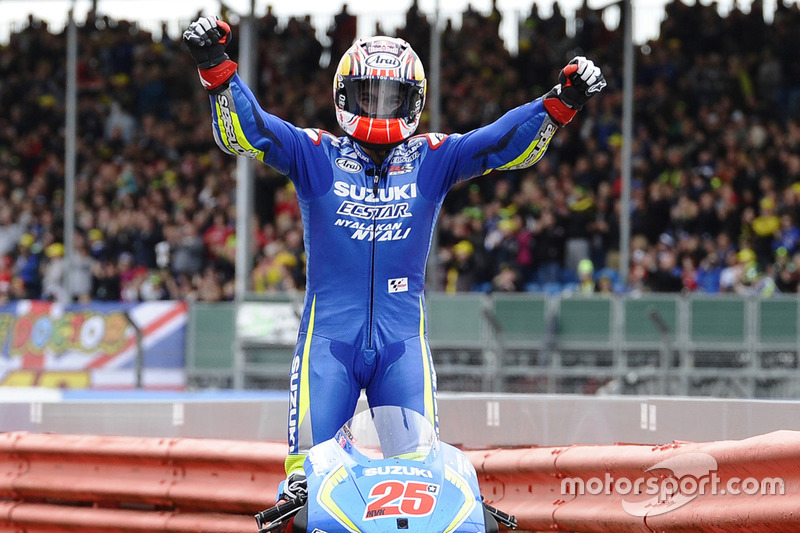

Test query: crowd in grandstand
[2,0,800,303]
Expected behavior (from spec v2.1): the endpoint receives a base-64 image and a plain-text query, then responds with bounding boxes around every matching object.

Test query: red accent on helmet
[333,36,426,147]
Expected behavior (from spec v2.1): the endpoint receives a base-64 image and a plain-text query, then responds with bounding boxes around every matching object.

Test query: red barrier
[0,503,254,533]
[0,431,285,532]
[0,430,797,532]
[468,430,800,532]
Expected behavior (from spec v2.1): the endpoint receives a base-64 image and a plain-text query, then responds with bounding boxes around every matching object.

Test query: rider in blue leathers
[183,16,606,498]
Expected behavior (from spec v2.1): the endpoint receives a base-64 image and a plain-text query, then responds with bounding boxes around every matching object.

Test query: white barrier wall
[2,389,799,448]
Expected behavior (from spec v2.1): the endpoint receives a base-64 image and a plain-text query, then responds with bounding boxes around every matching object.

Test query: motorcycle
[255,405,517,532]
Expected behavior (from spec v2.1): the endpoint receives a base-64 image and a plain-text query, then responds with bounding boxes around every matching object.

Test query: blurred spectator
[531,208,566,284]
[576,258,595,294]
[596,271,614,293]
[564,186,595,274]
[171,223,205,277]
[41,242,65,302]
[696,250,723,293]
[443,240,479,293]
[140,272,169,300]
[92,259,121,301]
[752,197,780,264]
[774,247,798,292]
[2,2,800,301]
[105,101,136,144]
[647,243,683,292]
[252,243,300,294]
[12,234,42,299]
[735,247,778,296]
[327,3,357,61]
[485,216,522,279]
[774,213,800,256]
[491,264,523,292]
[71,243,94,303]
[0,206,31,256]
[0,255,11,305]
[203,212,234,264]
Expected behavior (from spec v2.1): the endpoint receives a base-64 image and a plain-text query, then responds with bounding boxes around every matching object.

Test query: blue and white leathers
[209,73,559,474]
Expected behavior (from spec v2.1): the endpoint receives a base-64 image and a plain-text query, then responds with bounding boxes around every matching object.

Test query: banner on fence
[0,300,187,389]
[236,302,300,345]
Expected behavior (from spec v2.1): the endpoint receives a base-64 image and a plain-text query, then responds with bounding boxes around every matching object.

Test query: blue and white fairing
[302,406,487,532]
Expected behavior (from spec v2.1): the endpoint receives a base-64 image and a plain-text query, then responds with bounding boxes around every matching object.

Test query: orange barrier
[468,429,800,532]
[0,431,285,532]
[0,430,797,532]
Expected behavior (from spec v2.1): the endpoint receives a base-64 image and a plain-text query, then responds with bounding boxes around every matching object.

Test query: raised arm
[182,15,330,189]
[422,57,606,198]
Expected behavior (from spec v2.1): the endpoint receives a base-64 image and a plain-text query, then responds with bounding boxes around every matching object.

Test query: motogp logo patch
[388,278,409,293]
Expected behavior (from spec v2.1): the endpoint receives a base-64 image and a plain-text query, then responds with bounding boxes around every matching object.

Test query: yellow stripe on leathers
[299,295,315,430]
[419,297,435,426]
[213,99,266,162]
[481,136,546,175]
[284,295,316,477]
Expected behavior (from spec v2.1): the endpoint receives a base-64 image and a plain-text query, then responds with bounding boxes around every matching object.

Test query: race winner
[183,15,606,502]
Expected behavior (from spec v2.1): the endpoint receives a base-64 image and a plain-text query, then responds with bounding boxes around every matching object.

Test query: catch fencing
[190,293,800,399]
[0,429,796,532]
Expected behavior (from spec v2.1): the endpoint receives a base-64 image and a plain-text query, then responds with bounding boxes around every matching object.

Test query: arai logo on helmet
[336,158,363,173]
[365,53,401,69]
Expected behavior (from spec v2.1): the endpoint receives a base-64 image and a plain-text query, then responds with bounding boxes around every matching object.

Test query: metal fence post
[124,311,144,389]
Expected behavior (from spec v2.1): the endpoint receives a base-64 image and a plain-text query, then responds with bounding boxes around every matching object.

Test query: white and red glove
[183,15,238,94]
[543,56,606,126]
[278,472,307,502]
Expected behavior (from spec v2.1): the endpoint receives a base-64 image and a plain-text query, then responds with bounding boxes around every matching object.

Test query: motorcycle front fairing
[296,406,488,533]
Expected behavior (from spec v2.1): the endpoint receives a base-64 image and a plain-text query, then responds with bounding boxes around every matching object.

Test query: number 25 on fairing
[363,481,440,520]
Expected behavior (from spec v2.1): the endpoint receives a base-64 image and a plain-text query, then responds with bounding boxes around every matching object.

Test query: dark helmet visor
[337,77,424,121]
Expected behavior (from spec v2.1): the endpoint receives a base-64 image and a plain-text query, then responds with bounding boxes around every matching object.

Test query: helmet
[333,36,426,148]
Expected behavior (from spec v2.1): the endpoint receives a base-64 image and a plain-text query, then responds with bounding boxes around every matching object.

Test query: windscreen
[337,405,439,461]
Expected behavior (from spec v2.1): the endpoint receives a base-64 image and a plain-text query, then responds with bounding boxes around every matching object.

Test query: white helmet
[333,36,427,148]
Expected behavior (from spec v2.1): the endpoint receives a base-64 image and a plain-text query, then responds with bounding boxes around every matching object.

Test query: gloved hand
[183,15,238,94]
[543,56,606,126]
[278,472,307,502]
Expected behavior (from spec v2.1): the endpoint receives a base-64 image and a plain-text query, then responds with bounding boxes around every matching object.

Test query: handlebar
[483,500,518,530]
[258,494,515,532]
[254,497,306,533]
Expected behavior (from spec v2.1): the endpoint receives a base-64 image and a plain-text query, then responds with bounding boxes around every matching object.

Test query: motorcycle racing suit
[209,73,560,475]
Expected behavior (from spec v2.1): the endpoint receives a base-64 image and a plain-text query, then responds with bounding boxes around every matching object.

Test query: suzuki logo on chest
[333,181,417,202]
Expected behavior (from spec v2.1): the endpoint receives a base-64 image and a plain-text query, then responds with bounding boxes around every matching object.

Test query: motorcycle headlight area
[316,464,477,532]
